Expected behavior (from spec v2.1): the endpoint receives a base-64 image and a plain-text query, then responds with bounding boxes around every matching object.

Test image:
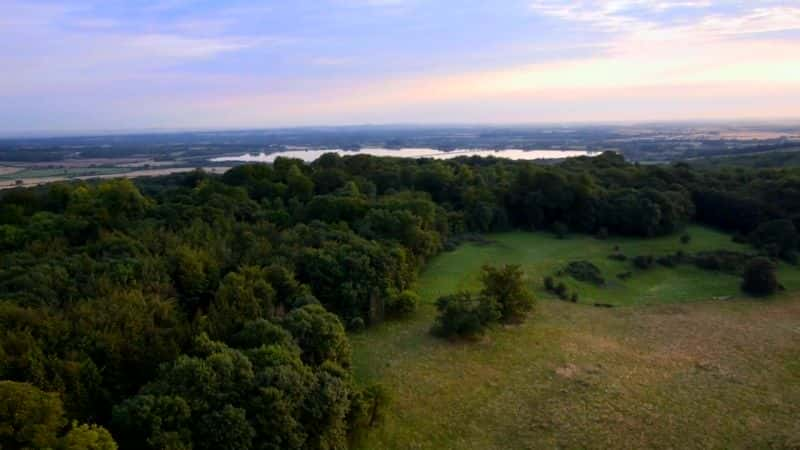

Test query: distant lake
[210,147,594,163]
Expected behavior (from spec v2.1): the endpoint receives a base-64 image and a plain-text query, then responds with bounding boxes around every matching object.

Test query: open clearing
[352,227,800,449]
[0,166,230,190]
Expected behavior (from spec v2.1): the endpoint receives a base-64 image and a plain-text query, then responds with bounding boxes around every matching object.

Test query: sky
[1,0,799,133]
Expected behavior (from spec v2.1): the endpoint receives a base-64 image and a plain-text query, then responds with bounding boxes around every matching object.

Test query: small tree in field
[480,264,535,323]
[742,257,779,296]
[431,292,500,339]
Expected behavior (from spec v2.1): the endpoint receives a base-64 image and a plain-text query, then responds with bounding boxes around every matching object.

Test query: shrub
[570,293,579,303]
[348,383,390,443]
[553,222,568,239]
[431,292,500,339]
[692,250,751,273]
[563,261,605,285]
[544,276,555,291]
[554,282,568,299]
[732,232,748,244]
[741,257,779,296]
[633,255,655,269]
[387,290,419,318]
[617,271,633,281]
[680,233,691,244]
[348,317,366,333]
[481,265,535,323]
[608,253,627,261]
[596,227,609,240]
[656,254,680,267]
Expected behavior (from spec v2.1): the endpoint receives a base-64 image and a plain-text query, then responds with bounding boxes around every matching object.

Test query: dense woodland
[1,151,800,449]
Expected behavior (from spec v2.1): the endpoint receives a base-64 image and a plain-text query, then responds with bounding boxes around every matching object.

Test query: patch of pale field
[0,166,230,190]
[0,166,22,175]
[354,298,800,450]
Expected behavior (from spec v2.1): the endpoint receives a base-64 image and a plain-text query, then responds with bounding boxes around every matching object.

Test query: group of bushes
[432,265,535,339]
[543,276,579,303]
[561,261,605,285]
[617,248,781,296]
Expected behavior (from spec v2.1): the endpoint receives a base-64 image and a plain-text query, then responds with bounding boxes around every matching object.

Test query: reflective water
[210,147,594,163]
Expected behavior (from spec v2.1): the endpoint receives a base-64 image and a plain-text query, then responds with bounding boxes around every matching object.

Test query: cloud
[529,1,800,42]
[1,0,799,132]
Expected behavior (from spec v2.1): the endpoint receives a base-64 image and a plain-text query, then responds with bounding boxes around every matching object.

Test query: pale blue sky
[1,0,799,132]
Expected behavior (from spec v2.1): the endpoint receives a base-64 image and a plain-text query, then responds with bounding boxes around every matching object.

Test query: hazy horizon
[2,0,799,133]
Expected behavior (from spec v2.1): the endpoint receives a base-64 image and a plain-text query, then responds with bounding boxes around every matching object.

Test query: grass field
[351,226,800,449]
[0,166,129,181]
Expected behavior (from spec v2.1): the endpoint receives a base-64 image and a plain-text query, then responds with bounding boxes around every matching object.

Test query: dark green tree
[480,265,535,323]
[742,257,779,296]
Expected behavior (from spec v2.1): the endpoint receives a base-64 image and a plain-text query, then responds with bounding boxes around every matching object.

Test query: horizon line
[3,117,800,140]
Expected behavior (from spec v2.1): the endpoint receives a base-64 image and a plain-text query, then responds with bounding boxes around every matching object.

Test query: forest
[1,151,799,449]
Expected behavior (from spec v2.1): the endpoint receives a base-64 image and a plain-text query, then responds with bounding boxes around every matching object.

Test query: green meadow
[351,226,800,449]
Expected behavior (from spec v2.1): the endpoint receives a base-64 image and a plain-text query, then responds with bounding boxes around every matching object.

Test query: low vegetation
[432,265,535,339]
[562,261,605,285]
[351,233,800,449]
[742,257,780,296]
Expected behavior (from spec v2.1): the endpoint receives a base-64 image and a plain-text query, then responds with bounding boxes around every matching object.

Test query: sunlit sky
[2,0,799,133]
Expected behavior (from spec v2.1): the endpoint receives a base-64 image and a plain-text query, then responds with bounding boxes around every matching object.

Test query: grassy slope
[352,226,800,449]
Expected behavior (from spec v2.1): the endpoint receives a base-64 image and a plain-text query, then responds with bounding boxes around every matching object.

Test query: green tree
[287,165,314,201]
[387,290,419,318]
[282,304,351,368]
[431,292,500,339]
[0,381,117,450]
[194,405,254,450]
[742,257,779,296]
[0,381,64,449]
[208,267,276,339]
[480,265,535,323]
[60,423,118,450]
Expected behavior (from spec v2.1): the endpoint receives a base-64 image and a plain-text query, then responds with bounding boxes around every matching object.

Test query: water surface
[210,147,593,163]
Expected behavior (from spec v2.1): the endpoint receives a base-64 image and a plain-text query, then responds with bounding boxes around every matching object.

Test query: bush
[480,265,535,323]
[596,227,609,240]
[348,383,390,443]
[544,276,555,291]
[554,282,568,299]
[617,271,633,281]
[387,290,419,318]
[552,222,568,239]
[563,261,605,285]
[633,255,655,269]
[431,292,500,339]
[732,232,748,244]
[348,317,366,333]
[692,250,751,273]
[741,257,779,296]
[656,254,681,267]
[570,293,579,303]
[680,233,691,244]
[608,253,627,261]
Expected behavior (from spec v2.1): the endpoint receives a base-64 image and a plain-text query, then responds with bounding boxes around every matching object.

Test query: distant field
[0,166,129,181]
[0,166,230,190]
[692,148,800,168]
[351,227,800,449]
[418,226,800,307]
